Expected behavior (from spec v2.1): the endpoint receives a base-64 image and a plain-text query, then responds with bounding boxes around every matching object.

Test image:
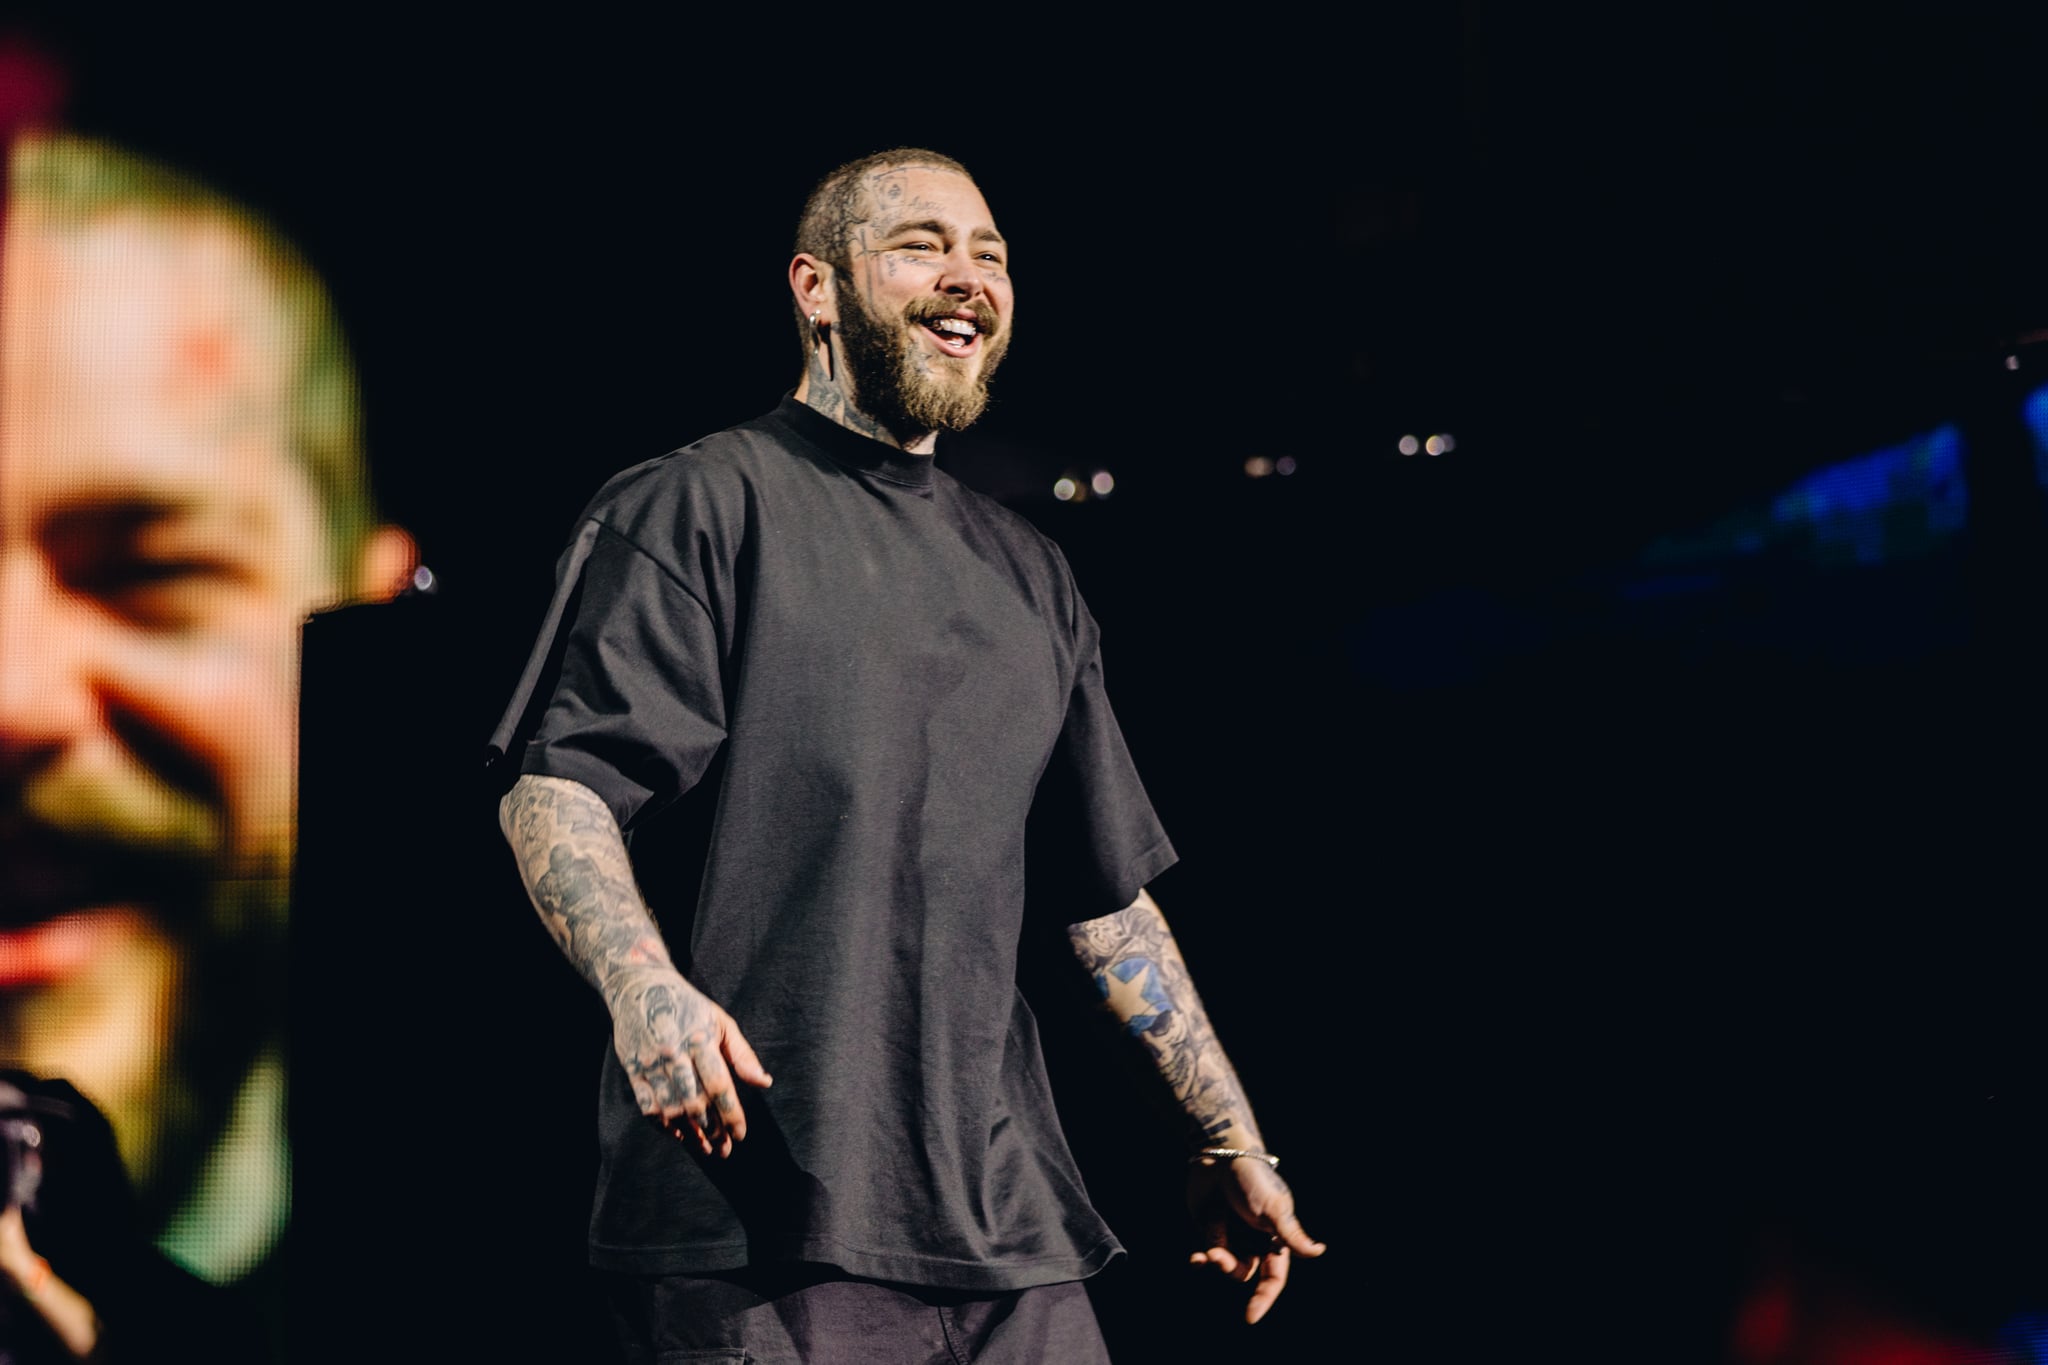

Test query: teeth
[931,317,977,337]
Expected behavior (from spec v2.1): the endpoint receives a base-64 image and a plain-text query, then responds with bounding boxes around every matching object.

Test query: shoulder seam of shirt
[586,517,718,623]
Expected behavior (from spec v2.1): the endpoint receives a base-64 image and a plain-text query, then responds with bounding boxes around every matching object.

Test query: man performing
[491,147,1322,1362]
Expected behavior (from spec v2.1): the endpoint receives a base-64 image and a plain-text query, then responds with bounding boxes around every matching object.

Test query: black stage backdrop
[17,7,2048,1362]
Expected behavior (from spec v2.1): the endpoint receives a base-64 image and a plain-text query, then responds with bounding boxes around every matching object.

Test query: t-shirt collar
[774,393,937,494]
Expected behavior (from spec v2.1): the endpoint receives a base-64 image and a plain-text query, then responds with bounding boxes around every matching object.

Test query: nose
[0,549,94,781]
[937,246,987,302]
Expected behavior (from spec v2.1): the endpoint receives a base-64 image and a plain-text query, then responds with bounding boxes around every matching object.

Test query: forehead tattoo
[846,166,986,246]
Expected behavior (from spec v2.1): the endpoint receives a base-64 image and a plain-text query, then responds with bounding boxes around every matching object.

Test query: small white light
[1244,456,1274,478]
[1398,435,1419,456]
[1091,471,1115,496]
[1053,477,1078,501]
[1424,435,1444,456]
[1275,456,1297,476]
[2007,355,2021,371]
[411,564,436,592]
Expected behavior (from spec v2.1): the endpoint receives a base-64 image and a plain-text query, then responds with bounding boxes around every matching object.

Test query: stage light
[1091,471,1115,496]
[1275,456,1298,476]
[1244,456,1274,478]
[411,565,436,592]
[1440,433,1456,452]
[1398,435,1420,456]
[1424,435,1444,456]
[1053,477,1078,501]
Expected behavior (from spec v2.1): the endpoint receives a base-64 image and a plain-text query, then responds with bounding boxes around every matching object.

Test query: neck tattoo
[799,338,933,453]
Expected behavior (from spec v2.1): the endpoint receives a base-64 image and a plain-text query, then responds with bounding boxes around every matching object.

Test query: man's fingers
[722,1022,774,1089]
[662,1113,712,1154]
[644,1044,751,1157]
[630,1057,721,1155]
[1246,1247,1289,1324]
[668,1074,722,1145]
[652,1083,709,1146]
[711,1085,747,1147]
[1271,1209,1327,1258]
[1193,1244,1240,1276]
[694,1050,747,1146]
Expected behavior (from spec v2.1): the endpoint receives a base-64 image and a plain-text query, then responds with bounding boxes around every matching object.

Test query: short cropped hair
[791,147,974,362]
[10,132,377,581]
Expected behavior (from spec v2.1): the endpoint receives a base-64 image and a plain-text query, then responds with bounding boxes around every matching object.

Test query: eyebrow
[878,218,1007,248]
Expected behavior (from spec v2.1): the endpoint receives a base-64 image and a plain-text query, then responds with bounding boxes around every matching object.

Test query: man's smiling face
[0,205,333,1209]
[831,165,1014,437]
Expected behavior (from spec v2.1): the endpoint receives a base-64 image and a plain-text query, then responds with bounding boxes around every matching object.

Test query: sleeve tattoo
[1066,896,1264,1150]
[499,774,674,999]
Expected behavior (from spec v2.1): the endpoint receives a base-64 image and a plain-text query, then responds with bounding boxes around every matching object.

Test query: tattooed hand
[499,775,773,1158]
[1068,888,1326,1322]
[1187,1155,1327,1325]
[603,963,772,1158]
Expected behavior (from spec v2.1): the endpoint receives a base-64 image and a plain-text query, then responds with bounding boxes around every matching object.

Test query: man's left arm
[1066,889,1326,1324]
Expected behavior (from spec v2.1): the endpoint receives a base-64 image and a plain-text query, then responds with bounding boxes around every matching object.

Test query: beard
[0,769,286,1238]
[835,288,1010,440]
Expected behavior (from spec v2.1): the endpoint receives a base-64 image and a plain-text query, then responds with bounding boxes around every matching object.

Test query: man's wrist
[599,959,679,1004]
[1190,1121,1263,1154]
[1190,1146,1280,1171]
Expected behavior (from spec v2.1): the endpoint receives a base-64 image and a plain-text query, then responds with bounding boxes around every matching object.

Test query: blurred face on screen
[0,202,347,1230]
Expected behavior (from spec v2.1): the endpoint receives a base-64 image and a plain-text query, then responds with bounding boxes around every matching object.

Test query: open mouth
[919,313,985,358]
[0,825,200,926]
[4,831,123,927]
[0,831,201,987]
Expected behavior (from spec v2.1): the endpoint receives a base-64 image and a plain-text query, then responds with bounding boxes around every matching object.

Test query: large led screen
[0,129,410,1329]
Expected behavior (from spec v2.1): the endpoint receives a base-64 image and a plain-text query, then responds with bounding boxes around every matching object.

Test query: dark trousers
[604,1264,1112,1365]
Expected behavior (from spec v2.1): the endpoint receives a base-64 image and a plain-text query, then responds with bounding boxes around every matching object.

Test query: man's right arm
[498,773,770,1156]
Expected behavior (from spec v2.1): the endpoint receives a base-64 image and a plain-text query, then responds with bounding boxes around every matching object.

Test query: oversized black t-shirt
[489,397,1177,1289]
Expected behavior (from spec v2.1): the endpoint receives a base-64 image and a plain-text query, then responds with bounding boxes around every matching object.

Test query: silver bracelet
[1190,1147,1280,1170]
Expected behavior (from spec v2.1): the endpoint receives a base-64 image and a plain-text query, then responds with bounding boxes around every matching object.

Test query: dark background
[16,5,2048,1361]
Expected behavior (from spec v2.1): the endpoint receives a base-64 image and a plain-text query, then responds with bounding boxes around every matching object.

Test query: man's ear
[352,525,419,602]
[789,253,835,324]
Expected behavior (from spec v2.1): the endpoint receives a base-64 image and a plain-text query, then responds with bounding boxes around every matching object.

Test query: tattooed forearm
[1067,891,1264,1151]
[500,775,768,1155]
[499,774,674,1000]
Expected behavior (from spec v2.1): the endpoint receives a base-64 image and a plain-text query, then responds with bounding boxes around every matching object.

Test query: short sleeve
[1028,598,1178,923]
[487,518,728,831]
